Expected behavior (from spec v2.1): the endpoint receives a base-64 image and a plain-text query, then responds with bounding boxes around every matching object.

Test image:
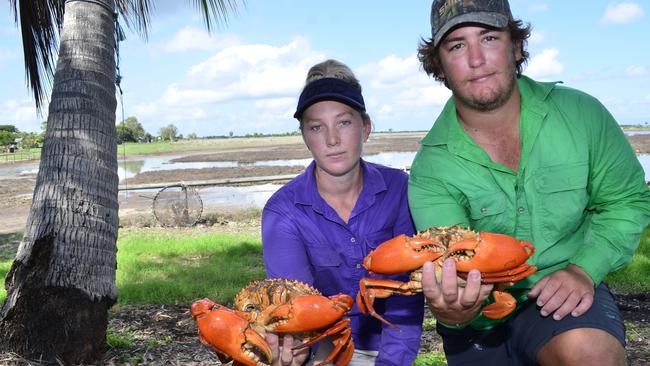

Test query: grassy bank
[2,227,648,305]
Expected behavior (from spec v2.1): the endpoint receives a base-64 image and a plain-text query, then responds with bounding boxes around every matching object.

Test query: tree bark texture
[0,0,119,363]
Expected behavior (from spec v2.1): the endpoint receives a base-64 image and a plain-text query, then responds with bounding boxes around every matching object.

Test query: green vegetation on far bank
[117,135,304,157]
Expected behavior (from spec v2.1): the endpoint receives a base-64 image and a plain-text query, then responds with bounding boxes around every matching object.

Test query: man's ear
[513,40,523,62]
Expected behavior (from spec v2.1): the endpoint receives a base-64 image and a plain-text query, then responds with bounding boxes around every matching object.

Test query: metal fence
[0,150,40,163]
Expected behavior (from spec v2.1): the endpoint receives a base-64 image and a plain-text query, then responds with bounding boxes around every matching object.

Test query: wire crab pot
[152,183,203,227]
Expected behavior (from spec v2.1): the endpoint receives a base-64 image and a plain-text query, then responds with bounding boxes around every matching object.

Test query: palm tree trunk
[0,0,118,362]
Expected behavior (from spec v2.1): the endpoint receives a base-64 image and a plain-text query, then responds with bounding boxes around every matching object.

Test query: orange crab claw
[263,294,353,333]
[191,299,272,366]
[450,232,535,274]
[482,290,517,319]
[297,318,354,366]
[363,234,445,275]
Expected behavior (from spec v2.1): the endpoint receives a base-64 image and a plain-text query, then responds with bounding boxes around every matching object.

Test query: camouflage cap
[430,0,513,47]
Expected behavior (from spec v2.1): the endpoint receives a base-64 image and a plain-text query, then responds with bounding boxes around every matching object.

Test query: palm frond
[10,0,65,111]
[12,0,244,110]
[193,0,243,32]
[115,0,154,40]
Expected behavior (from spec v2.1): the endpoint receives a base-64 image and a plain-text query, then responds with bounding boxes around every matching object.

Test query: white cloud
[525,48,564,79]
[357,54,450,111]
[528,31,546,44]
[625,65,648,77]
[134,37,327,135]
[357,54,428,90]
[601,2,645,24]
[163,26,240,52]
[253,97,295,111]
[0,99,42,133]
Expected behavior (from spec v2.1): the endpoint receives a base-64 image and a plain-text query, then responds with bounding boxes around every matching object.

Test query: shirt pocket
[534,161,589,243]
[365,227,394,251]
[467,191,508,231]
[304,241,342,295]
[304,241,341,267]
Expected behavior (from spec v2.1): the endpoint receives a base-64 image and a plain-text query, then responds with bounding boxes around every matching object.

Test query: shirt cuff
[569,241,618,286]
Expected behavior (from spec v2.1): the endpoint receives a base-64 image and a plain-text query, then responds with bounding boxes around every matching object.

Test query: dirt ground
[0,132,649,365]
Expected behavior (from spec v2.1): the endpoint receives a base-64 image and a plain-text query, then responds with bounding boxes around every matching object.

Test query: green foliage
[0,125,18,133]
[414,352,447,366]
[106,328,135,348]
[0,130,15,146]
[159,124,179,142]
[423,318,437,331]
[117,123,136,144]
[117,116,147,143]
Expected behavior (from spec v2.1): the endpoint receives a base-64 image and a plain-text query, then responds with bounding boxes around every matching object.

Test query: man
[408,0,650,365]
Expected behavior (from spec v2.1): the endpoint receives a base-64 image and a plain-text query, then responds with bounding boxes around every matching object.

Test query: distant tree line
[0,124,45,151]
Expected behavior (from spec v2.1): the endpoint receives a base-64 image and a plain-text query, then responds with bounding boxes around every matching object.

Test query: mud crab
[357,226,536,327]
[191,278,355,366]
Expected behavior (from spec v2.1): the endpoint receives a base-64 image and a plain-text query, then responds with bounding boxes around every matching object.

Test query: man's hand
[421,258,493,325]
[266,333,310,366]
[528,264,595,320]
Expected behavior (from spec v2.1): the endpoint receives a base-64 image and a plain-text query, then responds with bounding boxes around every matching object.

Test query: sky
[0,1,648,137]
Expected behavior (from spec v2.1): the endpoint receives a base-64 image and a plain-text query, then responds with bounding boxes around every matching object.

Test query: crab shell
[363,227,535,280]
[192,278,355,366]
[357,226,537,325]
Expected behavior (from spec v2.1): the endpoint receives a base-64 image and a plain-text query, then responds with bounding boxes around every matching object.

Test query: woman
[262,59,423,366]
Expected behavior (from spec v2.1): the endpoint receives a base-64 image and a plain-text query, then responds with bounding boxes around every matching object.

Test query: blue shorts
[436,283,626,366]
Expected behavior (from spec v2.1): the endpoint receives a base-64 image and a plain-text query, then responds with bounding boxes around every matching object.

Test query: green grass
[115,228,266,305]
[605,226,650,293]
[0,228,267,305]
[414,352,448,366]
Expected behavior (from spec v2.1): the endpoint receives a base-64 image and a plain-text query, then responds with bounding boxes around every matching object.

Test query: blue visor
[294,77,366,120]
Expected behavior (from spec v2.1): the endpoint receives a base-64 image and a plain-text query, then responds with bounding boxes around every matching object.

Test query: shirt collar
[293,159,387,213]
[420,75,559,148]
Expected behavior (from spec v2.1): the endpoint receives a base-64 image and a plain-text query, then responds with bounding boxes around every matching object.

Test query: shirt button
[350,237,356,243]
[481,207,488,214]
[356,264,361,269]
[518,207,525,214]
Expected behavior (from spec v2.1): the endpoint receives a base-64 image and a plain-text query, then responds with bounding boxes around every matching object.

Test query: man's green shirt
[408,75,650,330]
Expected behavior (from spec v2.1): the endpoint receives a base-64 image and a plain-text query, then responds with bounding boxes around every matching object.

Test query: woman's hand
[421,259,493,325]
[266,333,310,366]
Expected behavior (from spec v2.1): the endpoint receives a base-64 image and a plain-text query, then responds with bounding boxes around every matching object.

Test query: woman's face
[301,100,371,178]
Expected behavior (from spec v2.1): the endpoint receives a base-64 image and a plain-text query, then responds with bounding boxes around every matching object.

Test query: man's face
[437,25,521,111]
